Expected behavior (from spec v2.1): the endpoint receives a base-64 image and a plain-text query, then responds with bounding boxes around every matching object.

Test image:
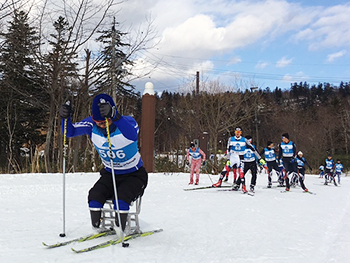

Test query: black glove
[202,160,206,166]
[186,161,190,166]
[59,101,72,119]
[98,102,117,119]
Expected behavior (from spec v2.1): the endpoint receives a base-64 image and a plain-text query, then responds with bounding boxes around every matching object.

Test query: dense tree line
[155,81,350,173]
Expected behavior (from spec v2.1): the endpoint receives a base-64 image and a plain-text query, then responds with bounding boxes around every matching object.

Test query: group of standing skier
[186,127,344,194]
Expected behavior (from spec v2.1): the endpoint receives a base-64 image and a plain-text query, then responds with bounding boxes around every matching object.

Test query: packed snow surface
[1,171,349,262]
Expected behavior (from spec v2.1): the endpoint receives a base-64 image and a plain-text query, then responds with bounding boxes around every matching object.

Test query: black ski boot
[250,185,255,193]
[115,213,128,232]
[90,210,102,228]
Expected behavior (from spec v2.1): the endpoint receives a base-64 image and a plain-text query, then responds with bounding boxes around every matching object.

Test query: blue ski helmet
[92,94,116,121]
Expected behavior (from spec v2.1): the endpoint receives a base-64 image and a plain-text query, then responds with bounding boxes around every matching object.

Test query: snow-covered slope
[1,171,349,263]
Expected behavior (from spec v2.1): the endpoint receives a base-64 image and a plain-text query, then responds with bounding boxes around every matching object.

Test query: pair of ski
[219,189,255,196]
[43,228,163,253]
[314,182,339,187]
[184,185,254,196]
[183,185,231,191]
[280,190,316,195]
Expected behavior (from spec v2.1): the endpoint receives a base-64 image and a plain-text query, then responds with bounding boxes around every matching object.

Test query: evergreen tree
[0,9,44,172]
[42,16,79,172]
[94,17,134,108]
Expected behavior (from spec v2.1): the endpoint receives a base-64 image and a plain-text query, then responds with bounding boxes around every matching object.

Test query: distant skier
[260,141,281,188]
[324,154,336,186]
[212,127,262,193]
[319,164,325,178]
[278,133,308,192]
[234,135,261,193]
[334,159,344,184]
[186,142,206,185]
[291,151,312,189]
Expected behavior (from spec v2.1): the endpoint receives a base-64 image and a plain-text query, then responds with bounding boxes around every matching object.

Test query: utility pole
[194,72,210,158]
[195,71,200,141]
[250,87,259,149]
[111,17,117,103]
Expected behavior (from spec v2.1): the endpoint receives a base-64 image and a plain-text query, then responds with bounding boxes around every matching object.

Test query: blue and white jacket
[62,116,143,175]
[188,148,202,160]
[227,136,247,156]
[261,147,277,162]
[325,158,334,170]
[227,136,261,161]
[244,144,260,163]
[278,141,296,159]
[335,163,344,174]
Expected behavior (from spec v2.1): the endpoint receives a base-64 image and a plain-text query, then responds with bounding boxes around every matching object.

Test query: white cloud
[229,57,242,65]
[276,57,293,68]
[326,50,347,62]
[160,14,226,55]
[185,60,214,75]
[153,0,316,57]
[293,4,350,50]
[255,61,269,69]
[282,74,293,82]
[282,71,308,83]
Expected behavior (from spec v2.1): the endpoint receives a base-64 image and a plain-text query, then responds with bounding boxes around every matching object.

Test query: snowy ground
[1,170,350,263]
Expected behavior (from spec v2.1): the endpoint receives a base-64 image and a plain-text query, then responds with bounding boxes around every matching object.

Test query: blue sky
[115,0,350,93]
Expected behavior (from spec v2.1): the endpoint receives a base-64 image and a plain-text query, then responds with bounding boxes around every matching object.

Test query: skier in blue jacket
[278,133,308,192]
[291,151,312,189]
[259,141,281,188]
[324,154,336,186]
[59,93,148,232]
[334,159,344,184]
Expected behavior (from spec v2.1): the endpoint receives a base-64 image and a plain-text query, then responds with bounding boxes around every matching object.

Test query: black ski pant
[267,161,280,184]
[296,167,308,190]
[88,167,148,207]
[282,157,297,189]
[325,168,333,182]
[236,161,257,187]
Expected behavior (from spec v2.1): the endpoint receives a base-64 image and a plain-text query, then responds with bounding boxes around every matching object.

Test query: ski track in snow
[0,171,349,263]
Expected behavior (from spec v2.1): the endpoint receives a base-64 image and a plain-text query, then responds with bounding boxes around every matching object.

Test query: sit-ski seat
[100,196,142,234]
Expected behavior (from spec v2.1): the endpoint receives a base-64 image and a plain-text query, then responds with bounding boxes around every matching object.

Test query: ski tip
[305,191,316,195]
[71,247,86,253]
[42,242,58,248]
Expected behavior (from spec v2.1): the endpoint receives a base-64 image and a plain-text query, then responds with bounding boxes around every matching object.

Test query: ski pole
[204,162,214,184]
[60,118,68,237]
[105,117,129,248]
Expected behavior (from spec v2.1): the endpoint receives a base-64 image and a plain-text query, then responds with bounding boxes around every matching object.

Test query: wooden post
[140,82,156,172]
